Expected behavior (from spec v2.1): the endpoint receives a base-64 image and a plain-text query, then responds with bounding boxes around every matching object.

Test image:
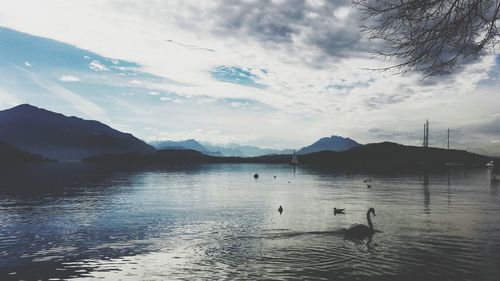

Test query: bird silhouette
[333,207,345,215]
[344,208,377,240]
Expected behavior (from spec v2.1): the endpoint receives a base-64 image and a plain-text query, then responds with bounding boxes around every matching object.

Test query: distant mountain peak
[297,135,362,155]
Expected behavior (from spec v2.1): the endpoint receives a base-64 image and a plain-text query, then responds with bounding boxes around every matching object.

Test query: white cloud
[59,75,80,82]
[24,61,32,67]
[89,60,108,71]
[148,91,160,96]
[333,7,351,20]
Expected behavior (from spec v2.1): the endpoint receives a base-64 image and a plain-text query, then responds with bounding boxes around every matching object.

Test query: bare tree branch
[353,0,500,77]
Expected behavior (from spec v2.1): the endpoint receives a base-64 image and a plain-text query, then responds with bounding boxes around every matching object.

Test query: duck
[344,207,376,240]
[333,207,345,215]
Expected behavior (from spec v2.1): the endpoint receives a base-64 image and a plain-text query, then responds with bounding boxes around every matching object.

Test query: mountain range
[150,139,218,155]
[202,143,293,157]
[0,104,362,162]
[0,104,154,161]
[150,137,361,157]
[150,139,293,157]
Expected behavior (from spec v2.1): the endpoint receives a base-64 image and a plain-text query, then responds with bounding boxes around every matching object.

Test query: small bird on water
[278,205,283,215]
[254,173,259,179]
[333,207,345,215]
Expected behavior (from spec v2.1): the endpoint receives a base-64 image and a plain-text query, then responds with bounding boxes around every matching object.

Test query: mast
[423,123,426,147]
[291,150,298,165]
[426,120,429,147]
[423,119,429,148]
[448,129,450,150]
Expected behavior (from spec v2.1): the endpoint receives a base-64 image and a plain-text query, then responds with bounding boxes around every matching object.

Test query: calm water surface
[0,163,499,280]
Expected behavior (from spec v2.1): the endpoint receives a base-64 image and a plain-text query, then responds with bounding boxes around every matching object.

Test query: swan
[344,208,376,239]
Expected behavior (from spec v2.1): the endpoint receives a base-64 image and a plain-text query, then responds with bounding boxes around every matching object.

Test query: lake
[1,163,499,280]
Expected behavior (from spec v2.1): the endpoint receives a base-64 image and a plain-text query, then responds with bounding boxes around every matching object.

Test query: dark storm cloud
[213,0,306,43]
[211,0,366,59]
[113,0,366,62]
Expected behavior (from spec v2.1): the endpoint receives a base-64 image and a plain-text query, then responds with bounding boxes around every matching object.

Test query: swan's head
[368,207,376,216]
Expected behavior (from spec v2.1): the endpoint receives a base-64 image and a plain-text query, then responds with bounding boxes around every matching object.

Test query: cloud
[89,60,109,71]
[211,0,366,62]
[148,91,160,96]
[59,75,80,82]
[24,61,32,67]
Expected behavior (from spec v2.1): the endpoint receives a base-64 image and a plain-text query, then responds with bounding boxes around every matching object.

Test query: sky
[0,0,499,155]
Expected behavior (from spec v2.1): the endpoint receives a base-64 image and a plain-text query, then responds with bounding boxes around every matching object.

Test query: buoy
[278,205,283,215]
[254,173,259,179]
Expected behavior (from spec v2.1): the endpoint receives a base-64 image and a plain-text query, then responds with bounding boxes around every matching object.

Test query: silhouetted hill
[150,139,216,155]
[84,142,491,171]
[298,142,489,170]
[0,104,155,161]
[0,139,47,166]
[298,135,361,154]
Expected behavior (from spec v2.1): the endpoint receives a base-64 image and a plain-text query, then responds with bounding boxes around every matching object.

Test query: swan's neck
[366,212,374,231]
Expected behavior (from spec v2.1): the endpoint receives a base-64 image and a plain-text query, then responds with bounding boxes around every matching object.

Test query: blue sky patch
[211,65,267,89]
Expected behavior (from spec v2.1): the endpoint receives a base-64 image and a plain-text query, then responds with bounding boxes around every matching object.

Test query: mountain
[202,142,293,157]
[0,104,155,161]
[297,135,361,155]
[150,139,219,155]
[0,139,46,165]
